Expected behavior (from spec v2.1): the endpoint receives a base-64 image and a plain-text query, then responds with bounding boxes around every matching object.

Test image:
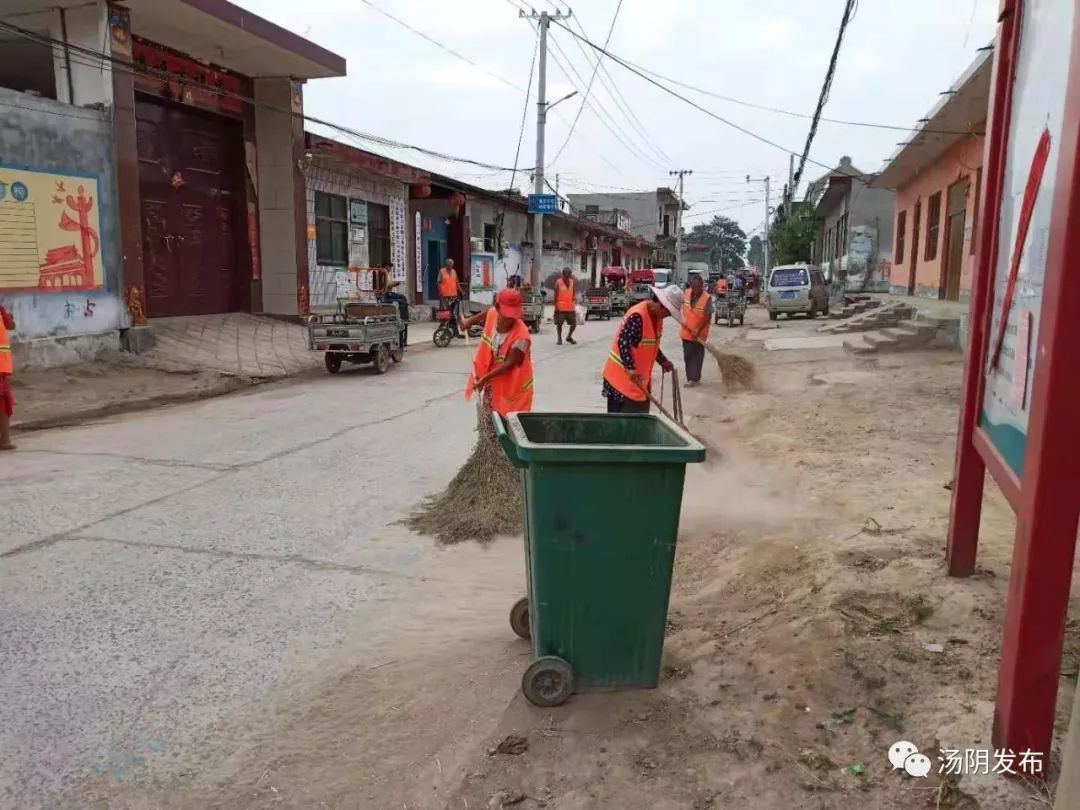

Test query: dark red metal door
[136,98,245,317]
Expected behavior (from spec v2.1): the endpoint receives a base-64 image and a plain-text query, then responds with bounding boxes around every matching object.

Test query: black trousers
[606,395,650,414]
[682,340,705,382]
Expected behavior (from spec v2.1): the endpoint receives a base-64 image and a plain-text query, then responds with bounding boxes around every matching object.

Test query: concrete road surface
[1,314,668,808]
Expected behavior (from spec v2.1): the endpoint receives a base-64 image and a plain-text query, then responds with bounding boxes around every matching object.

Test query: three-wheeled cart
[521,287,544,333]
[601,266,629,315]
[717,288,746,327]
[584,287,612,320]
[308,300,403,374]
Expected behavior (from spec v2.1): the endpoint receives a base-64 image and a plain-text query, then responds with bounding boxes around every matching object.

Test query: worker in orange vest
[0,302,15,451]
[553,266,578,346]
[601,285,682,413]
[680,274,714,387]
[461,288,534,418]
[438,259,463,339]
[713,275,728,297]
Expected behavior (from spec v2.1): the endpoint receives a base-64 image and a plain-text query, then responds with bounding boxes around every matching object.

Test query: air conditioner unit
[470,237,485,251]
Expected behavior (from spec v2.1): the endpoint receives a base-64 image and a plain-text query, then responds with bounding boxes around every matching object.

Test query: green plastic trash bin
[494,411,706,707]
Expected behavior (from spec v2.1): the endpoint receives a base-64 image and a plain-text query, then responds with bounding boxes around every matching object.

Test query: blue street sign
[528,193,558,214]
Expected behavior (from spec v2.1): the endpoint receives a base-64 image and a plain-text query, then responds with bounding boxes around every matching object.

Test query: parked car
[630,269,656,303]
[766,264,829,320]
[651,268,673,289]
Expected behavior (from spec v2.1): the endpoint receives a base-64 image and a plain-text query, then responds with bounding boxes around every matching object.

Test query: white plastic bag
[575,305,586,326]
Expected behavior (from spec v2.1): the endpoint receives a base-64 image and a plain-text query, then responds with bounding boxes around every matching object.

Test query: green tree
[747,235,765,269]
[769,203,816,267]
[686,215,747,271]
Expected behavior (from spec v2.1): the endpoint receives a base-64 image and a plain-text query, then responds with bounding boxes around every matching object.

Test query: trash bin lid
[504,412,706,465]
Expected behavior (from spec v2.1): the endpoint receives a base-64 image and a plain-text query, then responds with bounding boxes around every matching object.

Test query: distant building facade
[873,51,991,302]
[811,157,895,293]
[567,188,684,267]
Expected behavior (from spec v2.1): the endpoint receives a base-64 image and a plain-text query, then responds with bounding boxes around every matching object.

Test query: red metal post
[993,5,1080,761]
[946,0,1021,577]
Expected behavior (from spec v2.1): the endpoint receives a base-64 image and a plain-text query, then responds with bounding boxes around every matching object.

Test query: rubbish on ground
[702,341,757,390]
[922,642,945,654]
[832,708,856,724]
[488,789,527,808]
[489,735,529,756]
[846,762,866,777]
[406,407,522,544]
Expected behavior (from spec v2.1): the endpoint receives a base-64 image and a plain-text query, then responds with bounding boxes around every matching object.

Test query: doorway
[426,239,446,299]
[941,179,969,301]
[908,199,921,296]
[135,98,246,317]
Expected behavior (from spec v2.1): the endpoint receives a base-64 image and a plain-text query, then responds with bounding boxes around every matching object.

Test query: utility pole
[669,169,692,280]
[747,174,771,270]
[787,154,795,219]
[520,8,571,287]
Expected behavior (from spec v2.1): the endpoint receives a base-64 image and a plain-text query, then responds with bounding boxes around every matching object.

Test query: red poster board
[947,0,1080,765]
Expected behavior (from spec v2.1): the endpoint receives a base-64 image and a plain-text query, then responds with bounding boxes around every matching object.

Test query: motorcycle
[433,299,482,348]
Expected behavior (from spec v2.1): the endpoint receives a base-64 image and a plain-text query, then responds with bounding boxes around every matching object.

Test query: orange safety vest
[554,278,575,312]
[0,315,11,375]
[464,308,534,416]
[679,288,710,342]
[602,301,661,402]
[439,268,458,298]
[714,278,728,295]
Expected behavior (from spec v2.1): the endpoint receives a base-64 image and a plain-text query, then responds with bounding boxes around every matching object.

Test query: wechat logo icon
[888,741,931,778]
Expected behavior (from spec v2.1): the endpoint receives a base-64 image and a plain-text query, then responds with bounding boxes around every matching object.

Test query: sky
[239,0,999,240]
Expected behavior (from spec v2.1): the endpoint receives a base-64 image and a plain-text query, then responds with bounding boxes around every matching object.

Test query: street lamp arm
[546,90,578,111]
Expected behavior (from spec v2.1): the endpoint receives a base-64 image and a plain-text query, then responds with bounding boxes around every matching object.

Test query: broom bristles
[405,411,523,544]
[703,342,757,390]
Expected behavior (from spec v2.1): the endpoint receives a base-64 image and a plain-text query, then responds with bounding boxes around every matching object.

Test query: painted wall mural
[0,165,104,293]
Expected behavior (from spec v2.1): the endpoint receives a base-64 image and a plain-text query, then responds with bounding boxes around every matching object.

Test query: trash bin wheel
[509,597,530,640]
[522,656,574,707]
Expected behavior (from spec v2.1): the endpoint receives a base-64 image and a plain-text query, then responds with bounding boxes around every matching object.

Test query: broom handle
[634,374,683,427]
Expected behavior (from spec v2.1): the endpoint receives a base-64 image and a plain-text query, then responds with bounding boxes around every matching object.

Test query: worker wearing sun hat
[601,285,682,413]
[462,287,534,417]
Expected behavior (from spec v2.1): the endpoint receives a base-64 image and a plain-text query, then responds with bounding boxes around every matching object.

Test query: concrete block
[880,327,932,347]
[120,325,156,355]
[842,336,877,354]
[893,320,937,338]
[12,330,120,371]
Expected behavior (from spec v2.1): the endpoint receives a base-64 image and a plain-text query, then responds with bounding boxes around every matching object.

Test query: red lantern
[449,191,466,216]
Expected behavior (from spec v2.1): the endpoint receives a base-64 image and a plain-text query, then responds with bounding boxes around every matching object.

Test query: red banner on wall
[132,38,246,116]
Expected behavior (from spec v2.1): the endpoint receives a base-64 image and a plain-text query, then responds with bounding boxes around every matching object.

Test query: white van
[766,264,829,320]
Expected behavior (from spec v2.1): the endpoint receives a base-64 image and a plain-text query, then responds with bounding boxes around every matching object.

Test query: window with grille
[315,192,348,266]
[896,210,907,265]
[367,202,391,268]
[925,191,942,261]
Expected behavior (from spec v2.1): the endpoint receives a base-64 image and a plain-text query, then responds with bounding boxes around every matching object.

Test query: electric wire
[0,19,530,172]
[792,0,858,192]
[548,0,625,166]
[549,18,898,187]
[545,0,671,165]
